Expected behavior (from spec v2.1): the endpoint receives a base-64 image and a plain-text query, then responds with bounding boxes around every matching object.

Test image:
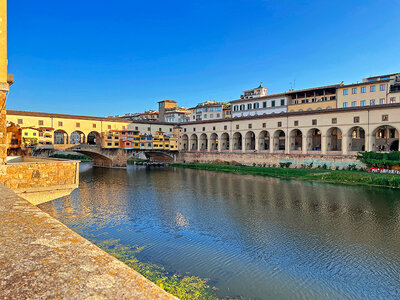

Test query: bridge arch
[220,132,230,151]
[74,149,113,168]
[289,129,302,151]
[87,131,101,145]
[54,130,69,144]
[190,134,198,151]
[245,131,255,150]
[371,125,399,152]
[182,134,189,150]
[70,131,86,144]
[258,130,270,151]
[199,133,208,151]
[209,133,218,150]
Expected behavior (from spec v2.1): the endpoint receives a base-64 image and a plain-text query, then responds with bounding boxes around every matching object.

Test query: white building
[189,101,226,121]
[231,93,288,118]
[241,84,268,99]
[165,110,190,123]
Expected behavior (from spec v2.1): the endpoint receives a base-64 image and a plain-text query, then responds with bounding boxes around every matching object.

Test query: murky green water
[39,164,400,299]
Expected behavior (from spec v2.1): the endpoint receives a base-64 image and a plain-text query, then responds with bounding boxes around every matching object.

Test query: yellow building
[133,131,141,149]
[140,134,153,150]
[152,131,165,150]
[169,137,178,151]
[102,131,120,148]
[21,127,39,148]
[38,127,54,146]
[337,78,389,108]
[287,84,339,112]
[163,135,170,150]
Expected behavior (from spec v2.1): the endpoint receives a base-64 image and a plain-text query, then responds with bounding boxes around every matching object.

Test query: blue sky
[7,0,400,116]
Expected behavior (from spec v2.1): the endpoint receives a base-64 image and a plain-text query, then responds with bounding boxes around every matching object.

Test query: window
[294,121,299,126]
[248,124,252,129]
[58,121,63,126]
[33,132,36,136]
[382,115,389,121]
[254,103,259,109]
[38,120,44,126]
[159,128,162,131]
[380,98,385,104]
[240,105,245,110]
[210,114,213,118]
[351,101,357,107]
[224,125,227,130]
[202,127,205,131]
[277,122,282,127]
[93,124,96,128]
[280,99,285,106]
[170,128,172,132]
[76,122,80,127]
[114,143,119,146]
[262,123,266,128]
[236,125,239,129]
[204,114,207,119]
[108,125,111,129]
[312,119,317,126]
[247,103,252,110]
[107,143,112,146]
[271,100,276,107]
[360,100,366,106]
[380,84,385,91]
[354,116,360,123]
[234,105,238,111]
[343,89,348,95]
[217,114,220,118]
[361,87,366,93]
[390,97,396,103]
[263,102,267,108]
[147,127,151,131]
[213,126,216,130]
[203,107,208,112]
[370,85,375,92]
[24,132,28,136]
[332,118,337,124]
[18,119,23,124]
[193,128,196,131]
[370,99,375,105]
[209,107,214,112]
[352,88,357,94]
[184,128,187,132]
[343,102,348,108]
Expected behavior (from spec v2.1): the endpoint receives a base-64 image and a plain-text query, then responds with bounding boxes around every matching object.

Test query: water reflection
[39,164,400,299]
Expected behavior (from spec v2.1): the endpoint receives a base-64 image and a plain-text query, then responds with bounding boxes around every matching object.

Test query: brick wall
[177,152,364,169]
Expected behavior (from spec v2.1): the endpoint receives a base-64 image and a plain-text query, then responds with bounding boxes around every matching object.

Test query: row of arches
[182,125,400,153]
[54,130,101,145]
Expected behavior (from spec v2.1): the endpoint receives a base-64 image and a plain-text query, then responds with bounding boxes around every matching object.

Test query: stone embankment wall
[0,184,176,299]
[177,152,364,169]
[0,157,79,204]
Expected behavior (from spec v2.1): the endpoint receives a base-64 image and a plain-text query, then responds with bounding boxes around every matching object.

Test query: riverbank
[171,163,400,188]
[0,184,176,299]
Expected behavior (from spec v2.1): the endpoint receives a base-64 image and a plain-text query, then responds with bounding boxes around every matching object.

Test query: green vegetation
[94,239,219,300]
[127,158,148,164]
[357,151,400,169]
[171,163,400,188]
[50,153,92,161]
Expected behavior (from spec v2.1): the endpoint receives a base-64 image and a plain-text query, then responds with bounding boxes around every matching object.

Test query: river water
[39,164,400,299]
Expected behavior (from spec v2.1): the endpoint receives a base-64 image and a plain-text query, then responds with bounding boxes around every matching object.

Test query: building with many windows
[189,101,227,121]
[241,84,268,99]
[231,93,288,118]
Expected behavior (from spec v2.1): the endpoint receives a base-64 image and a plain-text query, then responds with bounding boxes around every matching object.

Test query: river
[39,163,400,299]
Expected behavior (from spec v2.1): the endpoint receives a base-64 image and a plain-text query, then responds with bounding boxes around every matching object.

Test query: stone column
[342,133,348,155]
[285,134,290,154]
[366,134,373,152]
[302,134,307,154]
[321,135,327,155]
[255,135,259,152]
[217,137,221,152]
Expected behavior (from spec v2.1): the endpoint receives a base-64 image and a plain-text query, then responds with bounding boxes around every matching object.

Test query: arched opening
[87,131,101,145]
[233,132,242,150]
[326,127,342,152]
[182,134,189,150]
[220,133,230,151]
[348,126,365,152]
[54,130,69,145]
[199,133,208,151]
[258,131,270,151]
[274,130,285,151]
[190,134,198,151]
[70,131,85,144]
[245,131,255,150]
[289,129,302,151]
[209,133,218,150]
[372,125,399,152]
[307,128,321,151]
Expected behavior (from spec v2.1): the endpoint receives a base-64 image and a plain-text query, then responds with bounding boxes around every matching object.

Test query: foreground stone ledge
[0,184,176,299]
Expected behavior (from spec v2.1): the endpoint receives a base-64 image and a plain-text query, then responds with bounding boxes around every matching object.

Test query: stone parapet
[0,184,176,299]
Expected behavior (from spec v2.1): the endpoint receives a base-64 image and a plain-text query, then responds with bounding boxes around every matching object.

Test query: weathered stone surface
[0,184,176,299]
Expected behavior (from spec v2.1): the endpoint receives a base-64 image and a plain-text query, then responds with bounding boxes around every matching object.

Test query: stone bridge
[70,145,176,168]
